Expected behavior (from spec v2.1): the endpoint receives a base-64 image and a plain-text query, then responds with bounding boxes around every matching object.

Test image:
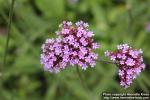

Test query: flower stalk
[76,66,87,89]
[1,0,15,92]
[3,0,15,69]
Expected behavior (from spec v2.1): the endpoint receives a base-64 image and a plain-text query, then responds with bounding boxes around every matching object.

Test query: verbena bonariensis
[105,44,145,88]
[40,21,145,89]
[40,21,99,73]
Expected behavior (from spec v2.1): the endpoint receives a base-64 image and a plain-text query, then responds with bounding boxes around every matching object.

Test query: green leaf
[35,0,65,19]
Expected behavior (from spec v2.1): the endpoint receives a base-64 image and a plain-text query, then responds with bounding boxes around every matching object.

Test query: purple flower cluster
[40,21,99,73]
[105,44,145,88]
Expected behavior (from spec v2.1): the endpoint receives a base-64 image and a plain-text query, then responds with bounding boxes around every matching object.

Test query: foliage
[0,0,150,100]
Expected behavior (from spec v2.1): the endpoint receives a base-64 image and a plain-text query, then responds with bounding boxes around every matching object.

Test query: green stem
[76,66,87,89]
[1,0,15,86]
[76,59,117,89]
[3,0,15,71]
[98,59,117,65]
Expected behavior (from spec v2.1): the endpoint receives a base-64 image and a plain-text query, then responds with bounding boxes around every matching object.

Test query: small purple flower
[73,42,79,48]
[80,37,87,46]
[117,45,123,50]
[117,54,122,58]
[67,35,74,41]
[110,55,116,61]
[127,69,133,75]
[86,31,94,37]
[79,47,87,54]
[82,64,88,70]
[118,70,124,76]
[104,50,110,56]
[62,28,70,34]
[105,44,145,88]
[120,61,124,65]
[121,54,126,60]
[125,58,135,66]
[77,27,84,37]
[92,43,99,49]
[66,21,72,26]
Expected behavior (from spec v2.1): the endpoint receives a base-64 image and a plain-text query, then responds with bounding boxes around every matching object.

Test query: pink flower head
[57,21,99,70]
[105,44,145,88]
[41,21,99,73]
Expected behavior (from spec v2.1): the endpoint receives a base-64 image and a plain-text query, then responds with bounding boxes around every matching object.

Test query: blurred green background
[0,0,150,100]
